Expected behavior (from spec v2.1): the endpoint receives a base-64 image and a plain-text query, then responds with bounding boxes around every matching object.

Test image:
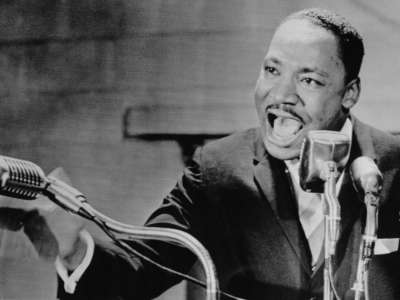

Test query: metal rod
[353,245,365,300]
[82,203,219,300]
[352,194,378,300]
[324,216,332,300]
[322,161,340,300]
[323,162,341,256]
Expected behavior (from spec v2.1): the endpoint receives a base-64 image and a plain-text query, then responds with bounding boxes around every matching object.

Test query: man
[11,7,400,300]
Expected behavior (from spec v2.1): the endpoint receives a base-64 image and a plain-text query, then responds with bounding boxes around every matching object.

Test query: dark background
[0,0,399,299]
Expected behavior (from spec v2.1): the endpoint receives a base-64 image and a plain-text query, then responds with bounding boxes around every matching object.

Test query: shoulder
[355,118,400,169]
[193,128,260,181]
[370,127,400,153]
[372,127,400,170]
[199,128,258,163]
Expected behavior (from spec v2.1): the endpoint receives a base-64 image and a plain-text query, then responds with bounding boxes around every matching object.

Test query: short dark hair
[283,8,364,84]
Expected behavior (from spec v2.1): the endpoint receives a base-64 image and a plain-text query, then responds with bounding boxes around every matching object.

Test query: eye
[301,77,324,89]
[264,65,279,76]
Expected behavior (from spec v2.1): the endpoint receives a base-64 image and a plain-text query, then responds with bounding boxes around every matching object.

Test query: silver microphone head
[350,156,383,198]
[299,130,351,193]
[0,155,48,200]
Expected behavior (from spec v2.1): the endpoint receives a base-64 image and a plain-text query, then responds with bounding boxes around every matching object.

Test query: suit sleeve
[57,148,207,300]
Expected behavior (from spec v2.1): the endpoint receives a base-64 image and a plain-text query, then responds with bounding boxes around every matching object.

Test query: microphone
[0,155,220,299]
[299,130,351,249]
[350,156,383,198]
[0,155,48,200]
[350,156,382,251]
[0,155,86,213]
[299,130,351,193]
[350,157,382,299]
[299,130,351,300]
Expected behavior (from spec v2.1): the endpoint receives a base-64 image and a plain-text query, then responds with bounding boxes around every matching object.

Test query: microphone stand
[298,130,351,300]
[321,161,340,300]
[352,192,379,300]
[44,176,220,300]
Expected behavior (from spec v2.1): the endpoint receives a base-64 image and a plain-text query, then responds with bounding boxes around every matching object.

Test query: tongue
[273,117,302,138]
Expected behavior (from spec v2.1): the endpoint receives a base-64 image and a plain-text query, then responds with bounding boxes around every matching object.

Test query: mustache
[266,104,303,120]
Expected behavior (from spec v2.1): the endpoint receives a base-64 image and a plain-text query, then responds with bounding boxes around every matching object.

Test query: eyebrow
[264,56,331,78]
[300,67,330,78]
[264,57,281,65]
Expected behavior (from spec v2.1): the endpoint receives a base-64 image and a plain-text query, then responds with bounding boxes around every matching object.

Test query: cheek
[308,98,343,125]
[254,76,271,107]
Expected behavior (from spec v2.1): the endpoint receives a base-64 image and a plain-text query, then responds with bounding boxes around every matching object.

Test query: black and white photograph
[0,1,400,299]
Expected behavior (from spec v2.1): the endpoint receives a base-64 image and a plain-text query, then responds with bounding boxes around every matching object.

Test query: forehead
[266,19,344,74]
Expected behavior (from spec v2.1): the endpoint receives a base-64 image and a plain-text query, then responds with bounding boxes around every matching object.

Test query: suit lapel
[254,155,312,275]
[335,169,362,266]
[337,126,364,252]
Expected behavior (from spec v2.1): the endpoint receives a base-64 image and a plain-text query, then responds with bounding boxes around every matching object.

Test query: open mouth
[267,109,304,142]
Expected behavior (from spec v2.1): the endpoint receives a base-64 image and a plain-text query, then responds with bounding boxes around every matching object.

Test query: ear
[342,77,360,110]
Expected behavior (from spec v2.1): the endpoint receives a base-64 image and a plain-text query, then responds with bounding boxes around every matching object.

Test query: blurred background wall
[0,0,399,299]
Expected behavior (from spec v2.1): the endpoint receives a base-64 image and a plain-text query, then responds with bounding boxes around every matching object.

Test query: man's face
[254,18,357,160]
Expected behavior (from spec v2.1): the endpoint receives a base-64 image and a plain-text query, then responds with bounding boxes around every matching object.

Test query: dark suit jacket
[59,117,400,300]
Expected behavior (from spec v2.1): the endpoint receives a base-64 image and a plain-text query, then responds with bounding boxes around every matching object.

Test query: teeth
[273,117,302,138]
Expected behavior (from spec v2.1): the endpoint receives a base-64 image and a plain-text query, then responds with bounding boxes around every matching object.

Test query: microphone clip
[320,160,340,181]
[364,192,380,207]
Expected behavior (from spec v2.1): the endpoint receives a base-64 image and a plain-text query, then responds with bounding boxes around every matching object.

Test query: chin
[263,139,301,160]
[260,124,304,160]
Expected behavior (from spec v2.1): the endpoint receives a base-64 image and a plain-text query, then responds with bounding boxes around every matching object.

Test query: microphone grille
[0,156,47,200]
[299,130,351,192]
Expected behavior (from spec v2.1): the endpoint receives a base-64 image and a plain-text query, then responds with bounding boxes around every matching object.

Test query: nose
[270,75,299,105]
